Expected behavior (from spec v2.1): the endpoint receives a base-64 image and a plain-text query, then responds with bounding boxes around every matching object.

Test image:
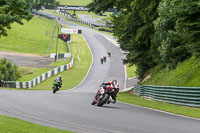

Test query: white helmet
[58,75,62,79]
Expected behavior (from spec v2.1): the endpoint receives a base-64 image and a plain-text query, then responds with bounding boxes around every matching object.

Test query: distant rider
[100,57,104,64]
[57,75,62,88]
[107,51,111,57]
[54,75,62,88]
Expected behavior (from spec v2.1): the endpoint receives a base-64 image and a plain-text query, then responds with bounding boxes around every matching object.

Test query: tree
[0,58,21,81]
[0,0,33,37]
[25,0,34,10]
[154,0,200,68]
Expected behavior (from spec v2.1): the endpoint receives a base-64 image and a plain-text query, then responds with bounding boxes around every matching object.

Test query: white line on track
[117,101,200,121]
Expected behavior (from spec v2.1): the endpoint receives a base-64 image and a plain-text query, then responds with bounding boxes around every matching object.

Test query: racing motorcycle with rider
[52,75,62,93]
[91,80,119,106]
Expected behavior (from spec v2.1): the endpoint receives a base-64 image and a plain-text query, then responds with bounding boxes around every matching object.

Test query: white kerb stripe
[23,82,26,88]
[42,74,45,81]
[48,71,51,78]
[33,79,36,87]
[16,82,20,88]
[60,65,64,72]
[54,68,58,75]
[28,81,31,88]
[37,76,40,84]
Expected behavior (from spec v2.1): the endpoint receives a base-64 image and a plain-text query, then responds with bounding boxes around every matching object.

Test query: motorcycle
[91,85,116,106]
[52,82,60,93]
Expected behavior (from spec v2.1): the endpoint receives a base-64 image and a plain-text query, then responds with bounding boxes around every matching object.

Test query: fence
[134,85,200,107]
[2,56,74,89]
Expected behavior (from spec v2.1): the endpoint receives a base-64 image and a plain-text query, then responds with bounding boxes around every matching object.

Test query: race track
[0,12,200,133]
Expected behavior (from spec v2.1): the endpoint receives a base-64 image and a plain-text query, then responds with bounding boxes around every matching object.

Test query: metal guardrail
[134,85,200,107]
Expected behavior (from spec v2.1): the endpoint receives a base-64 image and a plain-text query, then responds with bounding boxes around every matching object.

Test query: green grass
[57,0,92,6]
[126,64,137,78]
[142,56,200,87]
[0,16,67,56]
[18,66,51,81]
[32,34,92,90]
[118,92,200,118]
[0,115,73,133]
[101,15,112,23]
[48,59,71,67]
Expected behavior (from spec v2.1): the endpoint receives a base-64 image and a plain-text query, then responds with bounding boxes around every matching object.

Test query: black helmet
[113,79,117,82]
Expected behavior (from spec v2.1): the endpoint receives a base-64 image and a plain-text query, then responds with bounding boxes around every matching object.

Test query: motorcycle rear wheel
[97,94,110,106]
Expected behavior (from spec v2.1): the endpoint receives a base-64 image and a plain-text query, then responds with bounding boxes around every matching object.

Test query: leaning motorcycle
[91,85,115,106]
[52,82,60,93]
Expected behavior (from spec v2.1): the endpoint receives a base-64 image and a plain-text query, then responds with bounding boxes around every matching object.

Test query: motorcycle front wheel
[97,94,110,106]
[91,100,97,105]
[53,86,58,93]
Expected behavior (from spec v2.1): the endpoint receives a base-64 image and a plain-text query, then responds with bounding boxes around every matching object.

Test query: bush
[0,58,21,81]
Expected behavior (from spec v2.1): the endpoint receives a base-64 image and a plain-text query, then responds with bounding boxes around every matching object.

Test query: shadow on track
[94,105,121,109]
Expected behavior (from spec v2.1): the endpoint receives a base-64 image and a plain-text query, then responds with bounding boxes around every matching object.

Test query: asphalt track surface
[0,13,200,133]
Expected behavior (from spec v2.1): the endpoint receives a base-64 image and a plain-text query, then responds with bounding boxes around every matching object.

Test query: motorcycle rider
[53,75,62,89]
[100,57,104,64]
[94,79,119,104]
[107,50,111,57]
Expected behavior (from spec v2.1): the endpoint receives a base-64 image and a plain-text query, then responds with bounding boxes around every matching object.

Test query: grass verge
[0,115,73,133]
[142,56,200,87]
[118,92,200,118]
[126,64,137,78]
[0,16,67,56]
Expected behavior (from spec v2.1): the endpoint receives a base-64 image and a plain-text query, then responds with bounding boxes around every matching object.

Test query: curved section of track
[0,13,200,133]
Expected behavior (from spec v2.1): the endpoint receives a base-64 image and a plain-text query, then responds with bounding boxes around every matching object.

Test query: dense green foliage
[0,0,33,37]
[0,58,21,81]
[88,0,200,80]
[154,0,200,68]
[25,0,33,10]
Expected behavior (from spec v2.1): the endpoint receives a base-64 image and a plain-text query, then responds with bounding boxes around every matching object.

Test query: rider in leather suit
[94,80,119,103]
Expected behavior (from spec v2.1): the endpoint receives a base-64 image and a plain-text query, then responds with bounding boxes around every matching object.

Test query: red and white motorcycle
[91,82,119,106]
